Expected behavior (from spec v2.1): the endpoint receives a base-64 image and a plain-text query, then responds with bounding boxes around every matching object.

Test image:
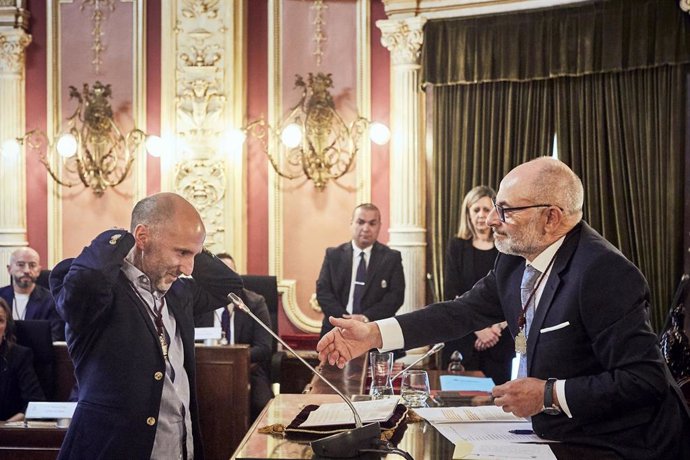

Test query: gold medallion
[515,330,527,354]
[159,334,168,358]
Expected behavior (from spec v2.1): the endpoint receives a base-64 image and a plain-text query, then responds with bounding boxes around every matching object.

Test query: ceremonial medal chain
[515,255,557,355]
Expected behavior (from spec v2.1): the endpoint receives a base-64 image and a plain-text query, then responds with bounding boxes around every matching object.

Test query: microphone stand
[227,293,381,459]
[391,343,445,382]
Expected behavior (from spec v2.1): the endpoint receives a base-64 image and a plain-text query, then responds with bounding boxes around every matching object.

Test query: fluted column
[377,17,427,315]
[0,21,31,286]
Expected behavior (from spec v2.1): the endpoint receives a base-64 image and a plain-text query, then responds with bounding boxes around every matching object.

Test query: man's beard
[13,274,36,289]
[493,220,546,258]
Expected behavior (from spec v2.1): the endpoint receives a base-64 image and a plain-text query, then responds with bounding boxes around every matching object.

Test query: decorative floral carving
[0,31,31,74]
[174,159,227,251]
[378,17,426,66]
[681,0,690,13]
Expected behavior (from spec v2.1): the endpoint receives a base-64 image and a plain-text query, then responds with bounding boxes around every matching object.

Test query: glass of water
[400,370,430,407]
[369,351,394,399]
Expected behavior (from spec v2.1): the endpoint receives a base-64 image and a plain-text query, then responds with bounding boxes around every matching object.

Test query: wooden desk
[0,423,65,460]
[234,360,620,460]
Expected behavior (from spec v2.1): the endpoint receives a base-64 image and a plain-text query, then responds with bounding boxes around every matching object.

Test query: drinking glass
[400,370,430,407]
[369,351,394,399]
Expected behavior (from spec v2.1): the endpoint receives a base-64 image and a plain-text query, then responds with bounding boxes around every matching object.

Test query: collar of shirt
[527,235,566,273]
[122,253,167,302]
[350,241,373,263]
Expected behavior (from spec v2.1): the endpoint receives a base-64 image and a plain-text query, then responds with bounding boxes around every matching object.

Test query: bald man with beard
[50,193,244,460]
[318,157,690,459]
[0,247,64,341]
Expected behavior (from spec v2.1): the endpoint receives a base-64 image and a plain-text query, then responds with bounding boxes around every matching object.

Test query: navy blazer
[397,222,690,459]
[0,285,65,341]
[316,241,405,336]
[50,229,243,460]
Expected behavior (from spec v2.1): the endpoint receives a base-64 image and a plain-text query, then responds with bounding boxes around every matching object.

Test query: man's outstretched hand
[316,316,383,368]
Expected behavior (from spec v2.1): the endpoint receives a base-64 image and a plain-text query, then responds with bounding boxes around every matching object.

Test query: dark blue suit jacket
[397,222,690,459]
[50,229,243,460]
[0,285,65,341]
[316,241,405,336]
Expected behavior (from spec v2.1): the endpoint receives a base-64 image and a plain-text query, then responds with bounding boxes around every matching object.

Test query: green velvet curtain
[423,0,690,330]
[429,80,554,301]
[555,66,686,329]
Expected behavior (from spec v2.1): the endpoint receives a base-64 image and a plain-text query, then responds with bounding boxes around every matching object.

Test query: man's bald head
[130,193,206,291]
[131,192,204,235]
[8,247,42,292]
[502,157,584,225]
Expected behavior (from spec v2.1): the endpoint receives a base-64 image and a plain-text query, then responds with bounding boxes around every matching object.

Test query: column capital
[0,28,31,74]
[376,17,427,66]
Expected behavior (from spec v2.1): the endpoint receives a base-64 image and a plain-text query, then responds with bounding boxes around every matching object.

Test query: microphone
[227,292,381,458]
[391,343,445,382]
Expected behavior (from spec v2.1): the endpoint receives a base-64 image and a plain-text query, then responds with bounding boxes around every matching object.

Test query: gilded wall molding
[161,0,245,260]
[382,0,591,20]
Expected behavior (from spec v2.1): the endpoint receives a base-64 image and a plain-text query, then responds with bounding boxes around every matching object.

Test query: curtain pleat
[430,81,554,300]
[556,66,686,329]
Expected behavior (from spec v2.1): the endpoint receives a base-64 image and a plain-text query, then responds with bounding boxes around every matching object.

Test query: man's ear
[544,207,564,232]
[133,224,149,250]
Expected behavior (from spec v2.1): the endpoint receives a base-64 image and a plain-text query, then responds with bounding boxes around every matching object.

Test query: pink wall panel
[371,0,391,241]
[247,0,269,275]
[147,0,162,195]
[25,0,48,263]
[59,2,137,258]
[281,0,359,322]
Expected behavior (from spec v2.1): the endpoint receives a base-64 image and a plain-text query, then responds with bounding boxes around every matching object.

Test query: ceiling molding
[383,0,593,20]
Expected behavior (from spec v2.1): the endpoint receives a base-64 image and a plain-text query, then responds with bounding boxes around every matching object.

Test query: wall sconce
[228,72,390,190]
[1,81,161,196]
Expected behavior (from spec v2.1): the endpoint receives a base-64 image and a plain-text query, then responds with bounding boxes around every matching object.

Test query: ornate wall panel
[269,0,375,333]
[161,0,245,262]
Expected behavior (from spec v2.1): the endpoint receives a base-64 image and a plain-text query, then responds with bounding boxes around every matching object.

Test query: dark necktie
[352,252,367,314]
[221,308,232,344]
[517,265,542,378]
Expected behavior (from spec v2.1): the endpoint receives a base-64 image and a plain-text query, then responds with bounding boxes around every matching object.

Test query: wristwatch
[542,378,562,415]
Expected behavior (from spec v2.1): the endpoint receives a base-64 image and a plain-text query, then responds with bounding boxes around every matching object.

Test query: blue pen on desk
[509,429,534,435]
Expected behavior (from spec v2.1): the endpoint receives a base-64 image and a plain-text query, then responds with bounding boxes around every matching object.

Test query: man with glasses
[50,193,243,460]
[317,157,690,459]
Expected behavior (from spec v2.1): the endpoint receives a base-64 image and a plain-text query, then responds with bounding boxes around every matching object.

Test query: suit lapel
[527,224,582,372]
[340,244,354,305]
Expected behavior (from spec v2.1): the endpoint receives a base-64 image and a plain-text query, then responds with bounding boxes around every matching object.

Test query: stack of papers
[300,397,399,427]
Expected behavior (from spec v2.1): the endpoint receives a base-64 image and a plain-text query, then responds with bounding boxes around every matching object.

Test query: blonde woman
[443,185,514,384]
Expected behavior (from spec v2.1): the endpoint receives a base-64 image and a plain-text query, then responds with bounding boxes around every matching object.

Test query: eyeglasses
[492,201,555,223]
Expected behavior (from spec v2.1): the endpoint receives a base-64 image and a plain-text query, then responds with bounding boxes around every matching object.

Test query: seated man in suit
[318,158,690,459]
[316,203,405,337]
[0,247,64,341]
[195,253,273,421]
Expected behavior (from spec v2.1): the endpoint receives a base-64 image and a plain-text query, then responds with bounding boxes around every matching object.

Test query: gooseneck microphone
[391,342,445,382]
[227,293,381,458]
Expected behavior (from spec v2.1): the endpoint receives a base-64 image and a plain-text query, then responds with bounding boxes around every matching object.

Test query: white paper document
[415,405,528,423]
[435,422,543,443]
[453,441,557,459]
[300,397,399,428]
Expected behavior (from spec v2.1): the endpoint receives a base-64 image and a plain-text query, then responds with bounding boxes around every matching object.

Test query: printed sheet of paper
[453,441,557,459]
[435,422,542,443]
[415,405,528,423]
[300,397,399,427]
